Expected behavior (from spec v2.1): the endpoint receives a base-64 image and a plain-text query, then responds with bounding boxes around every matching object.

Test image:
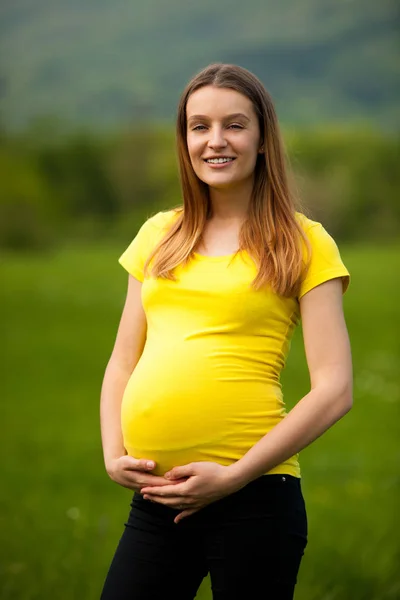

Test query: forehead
[186,85,256,119]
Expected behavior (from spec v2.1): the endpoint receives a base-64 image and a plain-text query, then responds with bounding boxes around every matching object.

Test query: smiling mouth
[204,157,236,164]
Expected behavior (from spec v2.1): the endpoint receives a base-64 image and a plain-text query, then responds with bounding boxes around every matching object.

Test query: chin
[197,170,239,186]
[205,176,247,191]
[196,164,254,190]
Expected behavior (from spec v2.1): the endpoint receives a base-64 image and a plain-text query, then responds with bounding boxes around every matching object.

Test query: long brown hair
[144,63,309,297]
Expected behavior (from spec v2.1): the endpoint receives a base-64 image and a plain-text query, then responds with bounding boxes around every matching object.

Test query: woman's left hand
[140,461,243,524]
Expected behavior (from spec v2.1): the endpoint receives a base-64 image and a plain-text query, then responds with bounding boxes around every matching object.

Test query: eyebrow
[187,112,251,123]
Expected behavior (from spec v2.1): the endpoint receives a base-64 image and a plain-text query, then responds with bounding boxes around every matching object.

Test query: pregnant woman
[100,63,352,600]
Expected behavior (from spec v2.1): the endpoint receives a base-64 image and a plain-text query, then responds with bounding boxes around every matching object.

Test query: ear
[258,143,264,154]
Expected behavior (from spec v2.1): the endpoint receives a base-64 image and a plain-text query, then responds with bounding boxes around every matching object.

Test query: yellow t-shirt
[118,209,350,477]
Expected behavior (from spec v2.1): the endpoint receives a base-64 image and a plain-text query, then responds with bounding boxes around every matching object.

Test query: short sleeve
[118,217,158,282]
[118,209,179,281]
[298,222,350,300]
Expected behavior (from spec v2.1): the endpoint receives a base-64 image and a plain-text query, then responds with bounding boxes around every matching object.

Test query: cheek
[245,135,260,155]
[246,143,261,169]
[232,133,259,157]
[187,139,204,169]
[188,139,201,154]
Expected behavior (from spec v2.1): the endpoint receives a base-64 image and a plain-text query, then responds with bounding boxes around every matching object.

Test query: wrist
[104,452,126,474]
[226,453,273,489]
[225,461,254,490]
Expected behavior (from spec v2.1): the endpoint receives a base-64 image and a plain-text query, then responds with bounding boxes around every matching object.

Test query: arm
[100,275,173,489]
[227,277,353,488]
[100,274,147,469]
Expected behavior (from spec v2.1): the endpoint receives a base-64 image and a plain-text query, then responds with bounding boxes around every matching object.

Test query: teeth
[206,158,234,164]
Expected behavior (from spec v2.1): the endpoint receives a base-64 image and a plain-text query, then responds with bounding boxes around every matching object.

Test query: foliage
[0,126,399,249]
[0,143,56,249]
[286,127,400,240]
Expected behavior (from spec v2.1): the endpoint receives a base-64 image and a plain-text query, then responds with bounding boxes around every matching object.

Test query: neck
[208,180,253,221]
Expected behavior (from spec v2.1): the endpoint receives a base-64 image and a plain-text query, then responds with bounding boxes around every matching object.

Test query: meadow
[1,242,399,600]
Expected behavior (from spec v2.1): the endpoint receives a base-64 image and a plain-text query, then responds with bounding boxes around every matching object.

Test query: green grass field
[1,243,399,600]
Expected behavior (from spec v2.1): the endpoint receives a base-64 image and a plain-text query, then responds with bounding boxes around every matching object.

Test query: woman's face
[186,85,262,192]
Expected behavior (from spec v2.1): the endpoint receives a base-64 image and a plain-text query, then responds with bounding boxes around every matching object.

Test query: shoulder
[295,212,350,299]
[118,208,182,280]
[145,208,182,232]
[295,212,338,250]
[129,208,182,250]
[295,212,324,235]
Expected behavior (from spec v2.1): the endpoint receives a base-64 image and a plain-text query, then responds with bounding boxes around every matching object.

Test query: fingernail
[147,461,155,469]
[165,472,171,478]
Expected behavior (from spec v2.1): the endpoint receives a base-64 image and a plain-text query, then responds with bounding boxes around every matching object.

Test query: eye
[228,123,244,130]
[192,125,207,131]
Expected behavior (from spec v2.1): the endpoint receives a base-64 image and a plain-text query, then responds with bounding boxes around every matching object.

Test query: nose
[208,126,228,149]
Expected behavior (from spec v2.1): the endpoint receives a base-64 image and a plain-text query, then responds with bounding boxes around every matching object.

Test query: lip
[203,157,236,169]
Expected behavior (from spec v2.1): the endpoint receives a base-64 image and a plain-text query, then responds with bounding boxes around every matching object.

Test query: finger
[143,494,192,509]
[137,475,186,487]
[174,508,200,524]
[124,457,156,472]
[122,474,186,494]
[140,483,187,496]
[165,464,195,480]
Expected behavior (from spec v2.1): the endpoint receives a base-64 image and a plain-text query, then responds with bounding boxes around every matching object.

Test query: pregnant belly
[121,350,284,476]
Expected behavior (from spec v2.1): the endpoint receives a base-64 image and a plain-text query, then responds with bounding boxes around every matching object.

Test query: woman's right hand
[106,456,186,492]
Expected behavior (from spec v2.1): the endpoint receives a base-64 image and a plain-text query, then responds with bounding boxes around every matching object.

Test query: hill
[0,0,399,130]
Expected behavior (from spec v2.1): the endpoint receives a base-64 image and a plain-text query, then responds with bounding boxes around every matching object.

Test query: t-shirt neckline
[193,250,241,261]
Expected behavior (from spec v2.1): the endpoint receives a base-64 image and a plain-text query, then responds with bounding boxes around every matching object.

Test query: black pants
[101,474,308,600]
